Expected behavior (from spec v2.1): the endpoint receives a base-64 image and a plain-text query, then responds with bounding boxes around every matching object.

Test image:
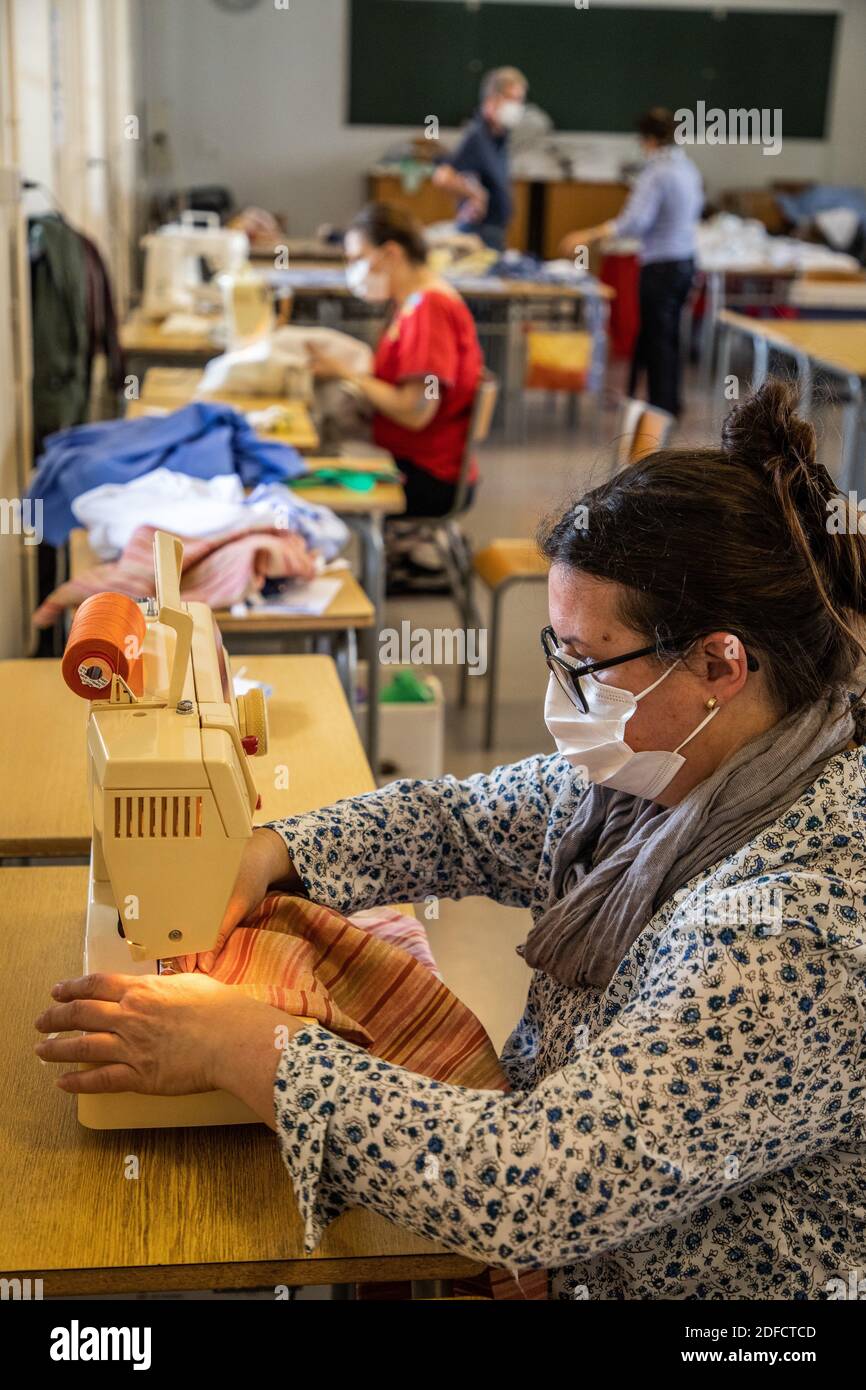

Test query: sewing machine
[140,211,250,320]
[68,532,269,1129]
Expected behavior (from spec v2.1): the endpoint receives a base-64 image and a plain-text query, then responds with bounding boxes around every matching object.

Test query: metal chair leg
[459,603,471,710]
[484,584,504,752]
[435,523,478,710]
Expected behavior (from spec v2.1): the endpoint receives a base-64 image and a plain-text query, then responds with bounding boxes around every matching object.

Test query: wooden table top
[214,571,374,633]
[249,237,344,263]
[0,659,480,1290]
[0,653,373,858]
[719,311,866,379]
[449,275,615,302]
[120,312,223,357]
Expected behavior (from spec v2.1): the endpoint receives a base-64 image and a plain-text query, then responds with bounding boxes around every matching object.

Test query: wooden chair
[473,539,549,749]
[610,397,675,474]
[473,396,673,749]
[399,371,499,705]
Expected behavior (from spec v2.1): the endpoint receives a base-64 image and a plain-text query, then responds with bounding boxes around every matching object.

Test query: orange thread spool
[62,592,147,700]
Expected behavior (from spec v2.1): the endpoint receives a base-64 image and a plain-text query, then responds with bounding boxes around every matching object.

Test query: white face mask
[345,257,390,303]
[497,99,525,130]
[543,661,720,801]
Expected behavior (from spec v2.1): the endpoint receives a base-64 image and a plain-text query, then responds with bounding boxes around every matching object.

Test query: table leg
[411,1279,454,1299]
[793,352,813,418]
[503,300,522,441]
[839,373,865,493]
[714,318,734,431]
[752,334,769,390]
[347,514,384,776]
[328,628,357,712]
[699,270,723,391]
[317,297,342,330]
[585,290,609,445]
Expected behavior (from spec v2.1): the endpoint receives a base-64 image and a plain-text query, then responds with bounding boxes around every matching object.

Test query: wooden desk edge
[0,837,90,860]
[9,1251,485,1296]
[717,310,866,379]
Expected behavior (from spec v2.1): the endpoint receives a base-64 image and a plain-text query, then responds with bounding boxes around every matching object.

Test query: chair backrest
[469,371,499,445]
[450,370,499,516]
[612,396,675,473]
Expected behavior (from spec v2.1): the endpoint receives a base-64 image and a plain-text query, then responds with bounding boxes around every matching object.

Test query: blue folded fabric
[775,186,866,235]
[27,402,309,545]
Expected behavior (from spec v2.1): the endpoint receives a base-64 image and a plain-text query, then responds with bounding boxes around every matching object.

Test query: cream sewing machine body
[140,210,249,321]
[75,532,269,1129]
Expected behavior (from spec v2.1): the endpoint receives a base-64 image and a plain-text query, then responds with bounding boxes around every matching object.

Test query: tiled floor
[385,360,848,1050]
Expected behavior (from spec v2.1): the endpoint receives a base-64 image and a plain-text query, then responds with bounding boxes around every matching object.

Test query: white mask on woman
[543,663,720,800]
[345,257,390,303]
[497,99,525,130]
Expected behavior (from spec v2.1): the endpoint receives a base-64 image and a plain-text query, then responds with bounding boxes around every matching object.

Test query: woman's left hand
[34,972,298,1108]
[308,346,346,380]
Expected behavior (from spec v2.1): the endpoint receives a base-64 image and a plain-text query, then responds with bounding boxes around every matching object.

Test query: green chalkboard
[348,0,838,140]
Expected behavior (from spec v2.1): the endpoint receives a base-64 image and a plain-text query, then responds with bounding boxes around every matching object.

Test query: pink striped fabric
[33,524,316,627]
[347,905,441,977]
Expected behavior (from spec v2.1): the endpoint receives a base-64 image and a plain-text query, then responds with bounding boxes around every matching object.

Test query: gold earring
[705,697,719,711]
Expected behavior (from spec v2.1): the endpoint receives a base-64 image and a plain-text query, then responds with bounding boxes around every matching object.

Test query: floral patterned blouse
[269,737,866,1300]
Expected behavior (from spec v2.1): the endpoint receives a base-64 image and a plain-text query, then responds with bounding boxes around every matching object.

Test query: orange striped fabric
[166,893,505,1090]
[166,894,547,1299]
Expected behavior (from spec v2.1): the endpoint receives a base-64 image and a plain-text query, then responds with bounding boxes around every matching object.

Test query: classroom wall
[136,0,866,237]
[17,0,140,294]
[0,0,140,659]
[0,0,52,659]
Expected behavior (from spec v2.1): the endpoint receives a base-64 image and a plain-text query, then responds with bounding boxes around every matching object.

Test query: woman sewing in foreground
[36,382,866,1300]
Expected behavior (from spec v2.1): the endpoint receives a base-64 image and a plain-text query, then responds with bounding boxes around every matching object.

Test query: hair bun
[723,379,866,624]
[721,379,839,547]
[721,378,817,477]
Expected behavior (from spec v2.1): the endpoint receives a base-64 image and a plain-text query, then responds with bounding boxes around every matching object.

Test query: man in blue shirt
[433,67,527,252]
[561,108,704,418]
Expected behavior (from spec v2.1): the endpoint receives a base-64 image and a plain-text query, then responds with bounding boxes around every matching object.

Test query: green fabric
[380,671,434,704]
[290,468,397,494]
[29,215,89,444]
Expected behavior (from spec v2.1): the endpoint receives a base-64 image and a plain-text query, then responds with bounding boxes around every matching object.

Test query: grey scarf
[520,687,858,991]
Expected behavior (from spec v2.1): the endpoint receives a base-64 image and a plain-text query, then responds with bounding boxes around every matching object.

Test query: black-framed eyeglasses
[540,624,758,712]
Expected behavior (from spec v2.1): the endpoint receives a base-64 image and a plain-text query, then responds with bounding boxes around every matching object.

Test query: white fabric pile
[198,326,374,450]
[72,468,350,562]
[696,213,860,274]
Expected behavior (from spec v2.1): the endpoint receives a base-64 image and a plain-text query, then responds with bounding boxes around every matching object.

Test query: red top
[372,288,483,484]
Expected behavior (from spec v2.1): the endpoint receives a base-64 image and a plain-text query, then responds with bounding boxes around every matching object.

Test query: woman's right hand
[200,828,299,971]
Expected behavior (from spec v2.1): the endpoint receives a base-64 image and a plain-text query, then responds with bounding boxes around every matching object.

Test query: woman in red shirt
[309,203,484,521]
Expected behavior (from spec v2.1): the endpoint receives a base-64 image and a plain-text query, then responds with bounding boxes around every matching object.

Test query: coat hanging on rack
[29,213,88,450]
[28,212,125,453]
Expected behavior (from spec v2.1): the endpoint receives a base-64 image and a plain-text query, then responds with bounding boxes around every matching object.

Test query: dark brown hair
[348,202,427,265]
[637,107,676,145]
[538,380,866,716]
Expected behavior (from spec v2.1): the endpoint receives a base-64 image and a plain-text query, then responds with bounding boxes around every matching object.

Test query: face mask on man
[345,257,390,303]
[543,659,720,801]
[497,99,525,130]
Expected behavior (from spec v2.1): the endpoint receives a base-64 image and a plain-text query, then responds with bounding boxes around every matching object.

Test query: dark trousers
[394,457,474,518]
[628,258,694,417]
